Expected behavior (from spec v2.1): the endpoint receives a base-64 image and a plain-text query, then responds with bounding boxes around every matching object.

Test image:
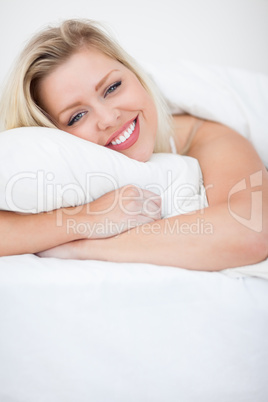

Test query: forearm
[0,185,162,257]
[81,201,267,270]
[0,208,83,256]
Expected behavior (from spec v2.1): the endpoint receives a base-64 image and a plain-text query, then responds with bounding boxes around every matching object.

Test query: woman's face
[38,47,158,162]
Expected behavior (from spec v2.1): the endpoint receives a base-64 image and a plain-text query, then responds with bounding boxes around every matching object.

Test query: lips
[106,116,140,151]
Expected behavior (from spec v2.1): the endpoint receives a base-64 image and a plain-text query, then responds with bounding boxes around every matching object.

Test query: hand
[66,185,161,239]
[37,240,82,259]
[37,238,105,260]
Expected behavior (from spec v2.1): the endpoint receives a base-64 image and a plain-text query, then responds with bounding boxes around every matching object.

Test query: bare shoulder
[172,114,202,154]
[185,119,268,206]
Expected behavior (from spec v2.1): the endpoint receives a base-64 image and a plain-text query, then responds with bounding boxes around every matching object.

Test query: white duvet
[0,61,268,402]
[0,254,268,402]
[144,60,268,167]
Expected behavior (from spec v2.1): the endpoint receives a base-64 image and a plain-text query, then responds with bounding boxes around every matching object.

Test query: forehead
[61,48,121,76]
[39,48,125,96]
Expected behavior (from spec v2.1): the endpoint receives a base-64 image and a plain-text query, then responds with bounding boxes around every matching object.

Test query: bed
[0,61,268,402]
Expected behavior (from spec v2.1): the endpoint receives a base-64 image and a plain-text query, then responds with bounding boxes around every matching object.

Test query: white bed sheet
[0,254,268,402]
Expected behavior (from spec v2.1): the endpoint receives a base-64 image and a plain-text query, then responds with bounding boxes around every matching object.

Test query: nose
[96,104,120,131]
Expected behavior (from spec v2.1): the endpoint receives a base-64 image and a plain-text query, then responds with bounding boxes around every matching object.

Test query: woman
[0,19,267,270]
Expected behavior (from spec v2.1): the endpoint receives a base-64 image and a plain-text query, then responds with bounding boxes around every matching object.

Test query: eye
[104,81,121,97]
[67,111,87,127]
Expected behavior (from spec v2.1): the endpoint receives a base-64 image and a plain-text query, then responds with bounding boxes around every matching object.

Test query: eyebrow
[95,69,119,91]
[59,69,119,117]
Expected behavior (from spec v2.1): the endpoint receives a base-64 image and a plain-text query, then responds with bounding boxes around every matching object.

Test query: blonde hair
[0,19,174,152]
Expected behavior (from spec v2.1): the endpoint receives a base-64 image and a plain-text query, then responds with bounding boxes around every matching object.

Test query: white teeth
[110,119,136,146]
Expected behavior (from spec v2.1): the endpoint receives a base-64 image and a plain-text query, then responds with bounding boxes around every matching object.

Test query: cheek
[143,93,158,136]
[132,85,158,130]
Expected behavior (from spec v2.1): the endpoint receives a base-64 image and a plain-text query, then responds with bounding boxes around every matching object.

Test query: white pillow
[0,127,208,217]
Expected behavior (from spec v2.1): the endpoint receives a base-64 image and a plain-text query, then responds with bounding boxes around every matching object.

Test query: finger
[119,186,162,209]
[141,198,162,218]
[141,188,162,206]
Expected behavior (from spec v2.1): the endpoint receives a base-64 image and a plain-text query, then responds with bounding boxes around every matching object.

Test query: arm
[40,122,268,270]
[0,186,161,256]
[0,208,82,256]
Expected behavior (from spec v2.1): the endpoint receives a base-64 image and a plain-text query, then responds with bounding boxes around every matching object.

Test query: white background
[0,0,268,90]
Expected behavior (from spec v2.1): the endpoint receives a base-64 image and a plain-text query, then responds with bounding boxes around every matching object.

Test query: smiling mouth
[106,116,139,151]
[110,118,136,145]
